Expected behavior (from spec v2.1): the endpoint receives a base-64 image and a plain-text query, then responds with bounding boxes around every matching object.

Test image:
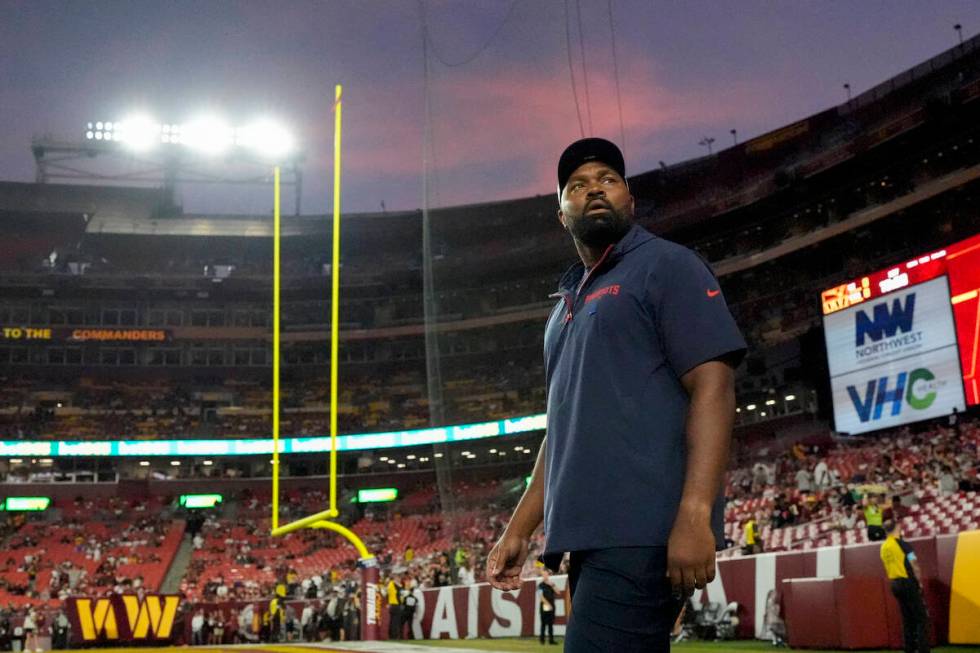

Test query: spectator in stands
[432,561,451,587]
[880,520,930,653]
[269,587,287,642]
[538,569,558,645]
[813,458,832,490]
[225,608,238,644]
[400,576,418,640]
[888,495,911,523]
[961,467,980,492]
[239,604,258,643]
[948,407,960,435]
[742,516,762,555]
[752,462,770,491]
[833,504,858,532]
[191,609,205,646]
[836,485,857,508]
[260,604,271,643]
[457,559,475,586]
[211,610,225,645]
[323,588,342,641]
[11,616,23,653]
[385,574,401,640]
[864,494,886,541]
[23,607,38,653]
[771,493,797,528]
[0,605,10,652]
[284,603,298,641]
[938,465,958,495]
[795,465,813,493]
[301,602,315,642]
[343,588,361,641]
[51,609,69,650]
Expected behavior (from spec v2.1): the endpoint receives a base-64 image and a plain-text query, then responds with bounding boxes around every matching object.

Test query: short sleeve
[655,246,748,377]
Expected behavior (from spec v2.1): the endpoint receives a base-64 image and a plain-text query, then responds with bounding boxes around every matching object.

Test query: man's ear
[557,209,566,229]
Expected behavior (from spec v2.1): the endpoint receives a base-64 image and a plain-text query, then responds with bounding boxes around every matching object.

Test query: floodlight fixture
[83,115,296,161]
[182,116,235,155]
[115,115,161,151]
[237,120,295,157]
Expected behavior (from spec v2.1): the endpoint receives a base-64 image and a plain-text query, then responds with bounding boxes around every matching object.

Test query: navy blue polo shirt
[542,223,747,556]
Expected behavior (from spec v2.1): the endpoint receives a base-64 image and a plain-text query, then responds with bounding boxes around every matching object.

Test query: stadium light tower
[32,113,305,214]
[954,23,964,45]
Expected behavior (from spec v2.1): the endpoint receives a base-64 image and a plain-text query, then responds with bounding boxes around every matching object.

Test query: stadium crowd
[0,358,544,442]
[0,410,975,644]
[725,412,980,553]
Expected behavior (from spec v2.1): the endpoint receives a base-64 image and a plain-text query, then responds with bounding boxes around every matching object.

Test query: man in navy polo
[486,138,746,651]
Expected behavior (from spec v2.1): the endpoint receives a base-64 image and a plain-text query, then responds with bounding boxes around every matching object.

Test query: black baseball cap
[557,137,626,197]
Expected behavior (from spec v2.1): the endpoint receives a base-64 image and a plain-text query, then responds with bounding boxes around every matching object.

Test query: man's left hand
[666,508,716,597]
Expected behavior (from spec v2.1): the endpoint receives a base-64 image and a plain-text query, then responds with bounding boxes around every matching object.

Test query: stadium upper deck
[1,36,979,445]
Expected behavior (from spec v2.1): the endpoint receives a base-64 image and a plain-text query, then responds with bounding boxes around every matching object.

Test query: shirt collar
[555,223,656,292]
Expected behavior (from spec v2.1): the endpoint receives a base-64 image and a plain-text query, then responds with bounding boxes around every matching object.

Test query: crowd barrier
[61,529,979,645]
[399,529,979,645]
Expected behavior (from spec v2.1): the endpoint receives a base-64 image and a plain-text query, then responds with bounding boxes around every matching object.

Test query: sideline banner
[66,594,181,645]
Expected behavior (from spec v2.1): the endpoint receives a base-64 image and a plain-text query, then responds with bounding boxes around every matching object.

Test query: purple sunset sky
[2,1,980,215]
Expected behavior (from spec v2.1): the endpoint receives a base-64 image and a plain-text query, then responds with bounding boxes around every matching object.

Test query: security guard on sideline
[880,520,930,653]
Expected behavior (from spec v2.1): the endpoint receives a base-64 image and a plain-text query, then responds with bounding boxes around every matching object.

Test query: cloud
[310,45,775,209]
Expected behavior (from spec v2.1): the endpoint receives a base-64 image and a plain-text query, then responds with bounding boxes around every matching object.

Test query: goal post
[267,85,379,640]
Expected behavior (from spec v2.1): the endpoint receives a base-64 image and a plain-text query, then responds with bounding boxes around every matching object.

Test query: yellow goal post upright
[268,85,381,640]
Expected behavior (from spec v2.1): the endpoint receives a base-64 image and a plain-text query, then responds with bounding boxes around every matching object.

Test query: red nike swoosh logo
[706,289,721,297]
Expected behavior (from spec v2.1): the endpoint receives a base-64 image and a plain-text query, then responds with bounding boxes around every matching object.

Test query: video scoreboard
[821,233,980,435]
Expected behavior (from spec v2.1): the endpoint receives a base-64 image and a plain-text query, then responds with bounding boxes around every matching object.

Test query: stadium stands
[2,30,980,646]
[2,49,980,444]
[0,496,183,608]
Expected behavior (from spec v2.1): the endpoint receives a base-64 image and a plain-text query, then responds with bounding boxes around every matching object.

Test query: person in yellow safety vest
[386,575,402,640]
[743,516,762,554]
[261,606,271,642]
[863,493,886,541]
[268,583,286,642]
[880,520,930,653]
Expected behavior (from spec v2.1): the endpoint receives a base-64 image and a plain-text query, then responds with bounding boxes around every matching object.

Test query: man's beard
[567,206,632,247]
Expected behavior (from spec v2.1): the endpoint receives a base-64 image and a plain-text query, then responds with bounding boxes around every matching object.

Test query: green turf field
[408,638,980,652]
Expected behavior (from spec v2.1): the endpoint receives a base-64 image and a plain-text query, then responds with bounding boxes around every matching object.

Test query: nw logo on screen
[854,294,915,347]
